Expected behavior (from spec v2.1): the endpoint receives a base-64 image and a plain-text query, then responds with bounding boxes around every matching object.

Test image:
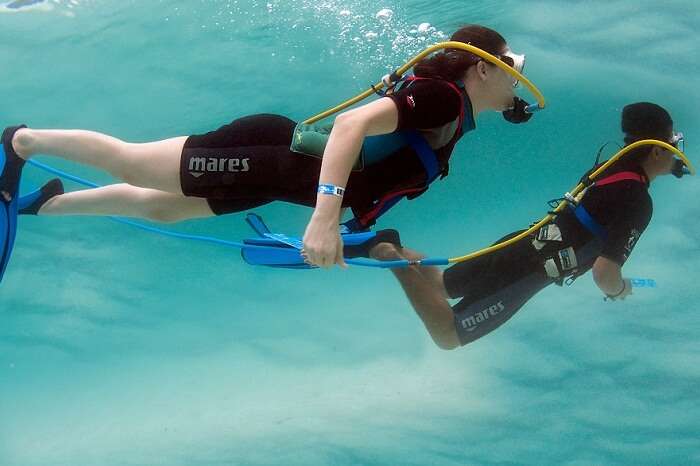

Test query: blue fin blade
[263,233,304,250]
[241,216,381,268]
[2,198,18,280]
[261,231,377,249]
[0,144,19,283]
[0,202,10,281]
[245,213,272,237]
[243,237,295,247]
[241,243,311,268]
[18,186,42,212]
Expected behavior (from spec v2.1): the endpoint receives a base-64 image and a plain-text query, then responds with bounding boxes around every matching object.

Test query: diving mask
[500,48,526,87]
[670,132,690,178]
[670,131,685,152]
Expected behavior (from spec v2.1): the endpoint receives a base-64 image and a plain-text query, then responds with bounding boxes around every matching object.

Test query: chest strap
[571,171,647,239]
[572,204,608,240]
[594,171,647,187]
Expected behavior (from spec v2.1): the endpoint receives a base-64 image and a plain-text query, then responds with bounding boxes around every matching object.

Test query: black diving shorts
[180,114,322,215]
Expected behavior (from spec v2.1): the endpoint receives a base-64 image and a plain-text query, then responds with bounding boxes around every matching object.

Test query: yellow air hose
[302,41,546,125]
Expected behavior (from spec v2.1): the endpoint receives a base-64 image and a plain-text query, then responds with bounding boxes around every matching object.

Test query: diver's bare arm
[373,245,460,350]
[312,98,399,222]
[592,256,628,296]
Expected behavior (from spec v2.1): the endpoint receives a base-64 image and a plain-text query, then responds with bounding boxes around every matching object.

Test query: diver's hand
[302,213,347,269]
[604,278,633,301]
[503,97,533,124]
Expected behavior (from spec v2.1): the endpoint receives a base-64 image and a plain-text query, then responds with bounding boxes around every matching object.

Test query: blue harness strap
[357,130,440,226]
[402,130,441,182]
[572,204,608,240]
[569,171,648,241]
[342,130,441,233]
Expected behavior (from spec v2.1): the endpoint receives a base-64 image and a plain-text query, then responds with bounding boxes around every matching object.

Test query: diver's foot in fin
[345,229,403,259]
[369,242,404,261]
[0,125,28,202]
[19,178,64,215]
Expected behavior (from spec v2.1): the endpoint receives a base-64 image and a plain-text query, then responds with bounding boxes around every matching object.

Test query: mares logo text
[189,157,250,177]
[461,301,505,332]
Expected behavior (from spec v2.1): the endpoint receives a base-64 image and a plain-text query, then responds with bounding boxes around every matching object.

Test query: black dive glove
[503,97,533,124]
[344,229,403,259]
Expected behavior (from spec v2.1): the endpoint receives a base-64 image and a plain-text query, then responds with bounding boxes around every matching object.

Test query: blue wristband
[318,184,345,197]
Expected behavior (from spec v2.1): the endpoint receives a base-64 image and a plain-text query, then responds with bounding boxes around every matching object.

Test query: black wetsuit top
[555,164,653,268]
[387,79,465,142]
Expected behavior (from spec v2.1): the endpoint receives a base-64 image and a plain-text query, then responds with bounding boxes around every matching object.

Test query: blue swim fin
[241,213,314,269]
[240,213,400,269]
[0,144,20,283]
[0,126,29,283]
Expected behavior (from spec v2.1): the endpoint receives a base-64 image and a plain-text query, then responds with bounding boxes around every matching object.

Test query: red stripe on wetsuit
[595,171,647,187]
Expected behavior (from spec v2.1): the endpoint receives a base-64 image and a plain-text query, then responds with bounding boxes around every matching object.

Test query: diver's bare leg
[39,184,214,222]
[12,128,185,194]
[371,244,460,349]
[401,248,450,300]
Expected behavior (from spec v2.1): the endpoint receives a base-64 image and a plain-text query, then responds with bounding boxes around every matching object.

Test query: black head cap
[622,102,673,142]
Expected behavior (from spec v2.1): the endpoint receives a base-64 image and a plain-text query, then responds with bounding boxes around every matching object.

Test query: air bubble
[375,8,393,21]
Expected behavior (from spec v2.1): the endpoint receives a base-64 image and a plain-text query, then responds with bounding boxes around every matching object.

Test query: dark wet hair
[413,25,507,81]
[620,102,674,166]
[622,102,673,144]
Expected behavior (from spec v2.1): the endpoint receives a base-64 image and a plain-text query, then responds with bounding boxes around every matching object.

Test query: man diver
[368,103,691,350]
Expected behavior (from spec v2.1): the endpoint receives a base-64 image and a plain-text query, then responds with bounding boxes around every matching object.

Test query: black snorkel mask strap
[593,141,622,166]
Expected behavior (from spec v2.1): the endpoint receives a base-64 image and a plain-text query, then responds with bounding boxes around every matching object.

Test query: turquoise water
[1,1,699,465]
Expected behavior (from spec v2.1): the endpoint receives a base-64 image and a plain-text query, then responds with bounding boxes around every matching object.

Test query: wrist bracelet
[318,184,345,197]
[607,280,627,299]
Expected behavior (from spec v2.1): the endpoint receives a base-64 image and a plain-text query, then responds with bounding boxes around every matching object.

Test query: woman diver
[0,25,533,273]
[367,103,691,350]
